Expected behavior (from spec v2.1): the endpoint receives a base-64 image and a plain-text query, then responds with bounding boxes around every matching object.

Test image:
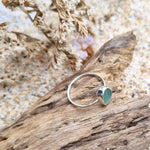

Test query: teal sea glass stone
[103,88,112,105]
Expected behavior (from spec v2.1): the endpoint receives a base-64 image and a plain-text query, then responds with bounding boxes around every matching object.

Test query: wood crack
[127,116,148,128]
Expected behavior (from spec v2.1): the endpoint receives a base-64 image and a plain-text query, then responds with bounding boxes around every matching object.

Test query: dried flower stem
[19,6,51,42]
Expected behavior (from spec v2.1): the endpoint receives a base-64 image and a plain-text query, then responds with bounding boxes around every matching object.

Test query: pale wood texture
[0,31,149,150]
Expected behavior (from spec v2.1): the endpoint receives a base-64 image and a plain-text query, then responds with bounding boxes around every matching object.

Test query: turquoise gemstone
[103,88,112,105]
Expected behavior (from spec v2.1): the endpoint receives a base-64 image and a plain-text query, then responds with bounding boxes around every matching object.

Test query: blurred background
[0,0,150,129]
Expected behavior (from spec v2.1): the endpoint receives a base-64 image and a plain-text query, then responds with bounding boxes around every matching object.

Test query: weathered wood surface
[0,31,149,150]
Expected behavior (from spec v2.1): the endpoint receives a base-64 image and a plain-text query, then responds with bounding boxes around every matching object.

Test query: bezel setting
[97,86,112,105]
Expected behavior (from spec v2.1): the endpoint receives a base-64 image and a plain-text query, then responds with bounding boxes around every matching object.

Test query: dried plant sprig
[2,0,37,10]
[2,0,96,70]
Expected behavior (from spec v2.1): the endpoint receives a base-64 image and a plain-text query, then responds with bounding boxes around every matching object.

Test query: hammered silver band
[67,73,106,107]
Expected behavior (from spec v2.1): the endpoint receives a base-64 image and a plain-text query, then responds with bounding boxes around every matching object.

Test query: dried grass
[1,0,96,70]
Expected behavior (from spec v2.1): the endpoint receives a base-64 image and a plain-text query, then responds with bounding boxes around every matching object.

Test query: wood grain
[1,31,149,150]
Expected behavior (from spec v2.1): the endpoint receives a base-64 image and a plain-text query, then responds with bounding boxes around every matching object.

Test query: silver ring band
[67,73,106,107]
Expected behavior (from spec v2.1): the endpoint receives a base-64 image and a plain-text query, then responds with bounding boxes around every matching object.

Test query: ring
[67,73,112,107]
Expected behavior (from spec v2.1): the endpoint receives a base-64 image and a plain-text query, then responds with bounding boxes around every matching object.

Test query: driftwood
[0,31,150,150]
